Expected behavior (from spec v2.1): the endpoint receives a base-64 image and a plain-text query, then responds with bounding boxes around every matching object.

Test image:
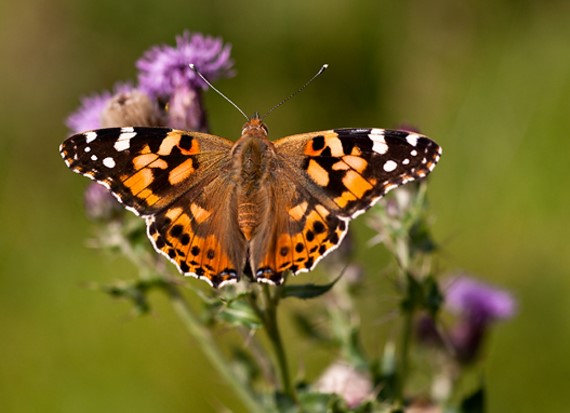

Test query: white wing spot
[406,133,420,147]
[369,129,388,154]
[411,149,418,156]
[421,158,427,164]
[114,131,137,152]
[91,154,98,161]
[84,146,91,152]
[403,158,410,165]
[85,132,97,143]
[121,127,135,133]
[102,157,116,168]
[383,160,398,172]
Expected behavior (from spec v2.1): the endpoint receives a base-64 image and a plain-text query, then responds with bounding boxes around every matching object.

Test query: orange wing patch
[254,203,348,284]
[147,206,239,287]
[157,131,201,156]
[303,133,345,157]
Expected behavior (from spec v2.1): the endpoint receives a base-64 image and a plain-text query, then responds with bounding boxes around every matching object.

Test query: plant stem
[395,300,414,407]
[395,229,413,407]
[164,283,265,413]
[262,285,296,401]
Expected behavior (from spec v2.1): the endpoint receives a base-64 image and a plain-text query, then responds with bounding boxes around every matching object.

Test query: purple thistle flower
[445,276,516,324]
[136,32,233,131]
[136,31,234,97]
[66,90,112,133]
[84,182,122,221]
[66,83,135,133]
[445,275,516,363]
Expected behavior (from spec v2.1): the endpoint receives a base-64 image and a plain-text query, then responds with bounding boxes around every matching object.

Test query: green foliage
[281,276,341,300]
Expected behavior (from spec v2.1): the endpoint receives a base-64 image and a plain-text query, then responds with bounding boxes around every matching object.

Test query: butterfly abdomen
[233,132,275,241]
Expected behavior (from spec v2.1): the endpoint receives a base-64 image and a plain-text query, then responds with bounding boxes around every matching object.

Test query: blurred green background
[1,0,569,411]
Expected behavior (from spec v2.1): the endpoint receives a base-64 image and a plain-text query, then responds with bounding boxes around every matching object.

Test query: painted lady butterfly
[60,113,441,287]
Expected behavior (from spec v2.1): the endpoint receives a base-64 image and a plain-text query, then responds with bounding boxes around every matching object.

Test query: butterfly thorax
[234,117,274,241]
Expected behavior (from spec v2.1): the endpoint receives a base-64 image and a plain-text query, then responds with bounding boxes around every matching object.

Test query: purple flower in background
[137,31,233,97]
[445,275,516,363]
[84,182,122,221]
[136,32,233,131]
[66,90,112,133]
[445,276,516,324]
[66,83,135,133]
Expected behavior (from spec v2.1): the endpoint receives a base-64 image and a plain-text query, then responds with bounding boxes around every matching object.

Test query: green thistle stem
[262,285,296,401]
[396,296,414,407]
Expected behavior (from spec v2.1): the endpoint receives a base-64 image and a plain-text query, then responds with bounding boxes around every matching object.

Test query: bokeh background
[1,0,569,412]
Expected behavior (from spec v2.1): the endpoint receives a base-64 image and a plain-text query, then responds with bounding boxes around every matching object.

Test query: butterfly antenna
[262,64,329,119]
[189,64,249,120]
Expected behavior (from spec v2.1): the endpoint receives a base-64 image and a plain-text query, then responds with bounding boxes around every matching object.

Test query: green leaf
[409,219,438,255]
[345,327,368,369]
[230,346,261,387]
[291,312,332,343]
[97,277,168,315]
[274,391,297,413]
[423,275,443,315]
[217,296,263,329]
[281,276,340,300]
[298,391,345,413]
[460,385,485,413]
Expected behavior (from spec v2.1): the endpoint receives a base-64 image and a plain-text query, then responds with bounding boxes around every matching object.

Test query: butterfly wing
[249,185,349,284]
[146,175,247,287]
[60,127,234,215]
[251,128,441,283]
[60,127,246,287]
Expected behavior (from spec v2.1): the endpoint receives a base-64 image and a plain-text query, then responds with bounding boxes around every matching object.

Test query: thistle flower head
[66,83,134,133]
[445,276,516,324]
[136,31,234,97]
[100,88,164,128]
[84,182,122,221]
[445,275,516,363]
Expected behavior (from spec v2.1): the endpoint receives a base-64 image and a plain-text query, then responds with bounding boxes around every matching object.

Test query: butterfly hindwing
[252,192,348,284]
[146,177,247,287]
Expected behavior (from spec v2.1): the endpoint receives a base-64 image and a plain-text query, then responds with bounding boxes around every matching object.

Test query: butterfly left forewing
[60,127,234,215]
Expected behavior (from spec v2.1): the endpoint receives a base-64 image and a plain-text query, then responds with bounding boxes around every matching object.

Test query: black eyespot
[170,225,183,237]
[311,135,325,151]
[313,221,326,234]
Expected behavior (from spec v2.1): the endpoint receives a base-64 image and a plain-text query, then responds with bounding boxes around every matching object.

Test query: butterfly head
[241,113,269,138]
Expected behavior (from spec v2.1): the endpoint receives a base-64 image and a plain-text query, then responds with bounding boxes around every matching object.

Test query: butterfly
[60,114,441,287]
